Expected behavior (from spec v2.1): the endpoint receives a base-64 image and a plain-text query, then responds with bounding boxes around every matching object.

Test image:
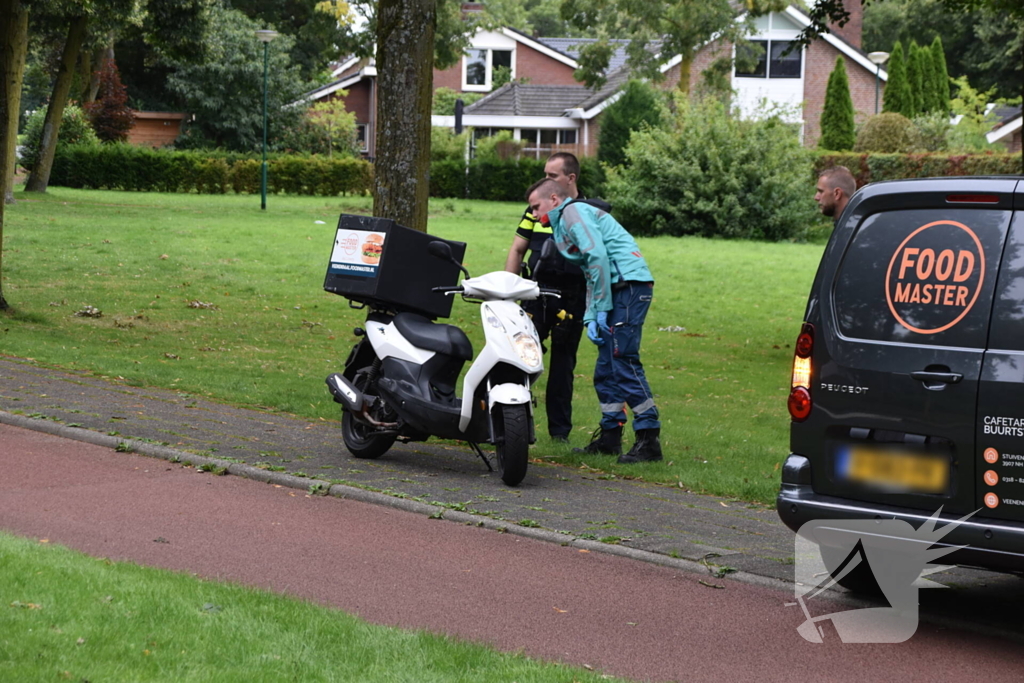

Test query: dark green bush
[429,159,467,198]
[20,105,100,171]
[607,96,817,241]
[230,159,261,194]
[466,158,546,202]
[854,112,920,153]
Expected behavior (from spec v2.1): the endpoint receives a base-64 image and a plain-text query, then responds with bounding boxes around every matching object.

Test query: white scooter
[326,241,559,486]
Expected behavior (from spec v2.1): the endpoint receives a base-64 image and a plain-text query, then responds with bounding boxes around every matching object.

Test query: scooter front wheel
[496,404,530,486]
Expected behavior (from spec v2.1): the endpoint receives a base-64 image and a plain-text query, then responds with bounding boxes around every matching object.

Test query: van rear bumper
[777,454,1024,574]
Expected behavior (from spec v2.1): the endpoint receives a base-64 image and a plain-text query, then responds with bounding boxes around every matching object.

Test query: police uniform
[516,207,588,440]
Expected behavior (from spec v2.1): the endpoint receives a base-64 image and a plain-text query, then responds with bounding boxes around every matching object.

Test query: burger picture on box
[329,230,386,277]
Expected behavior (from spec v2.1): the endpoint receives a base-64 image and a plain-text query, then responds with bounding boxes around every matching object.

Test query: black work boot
[573,425,622,456]
[618,428,663,463]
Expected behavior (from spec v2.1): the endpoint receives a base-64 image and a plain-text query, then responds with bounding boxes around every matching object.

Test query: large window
[463,48,513,90]
[519,128,578,158]
[735,40,802,79]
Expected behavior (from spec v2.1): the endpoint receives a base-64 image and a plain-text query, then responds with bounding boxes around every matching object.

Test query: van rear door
[800,178,1017,515]
[976,180,1024,520]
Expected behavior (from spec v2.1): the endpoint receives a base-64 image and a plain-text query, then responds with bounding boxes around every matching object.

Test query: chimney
[829,1,863,49]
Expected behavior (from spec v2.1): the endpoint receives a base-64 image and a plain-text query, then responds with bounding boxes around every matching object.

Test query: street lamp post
[868,51,890,115]
[255,29,279,211]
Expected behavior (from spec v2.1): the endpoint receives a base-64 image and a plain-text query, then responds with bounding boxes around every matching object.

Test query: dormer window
[463,48,513,91]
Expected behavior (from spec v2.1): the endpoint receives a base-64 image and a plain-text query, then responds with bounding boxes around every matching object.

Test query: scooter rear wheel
[341,369,397,459]
[496,404,530,486]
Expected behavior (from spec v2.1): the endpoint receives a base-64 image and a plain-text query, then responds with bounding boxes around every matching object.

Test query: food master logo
[885,220,985,335]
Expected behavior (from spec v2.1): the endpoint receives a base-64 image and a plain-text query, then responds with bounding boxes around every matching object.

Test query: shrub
[431,127,471,162]
[466,157,545,201]
[882,41,913,119]
[597,79,667,168]
[19,104,100,171]
[606,95,817,241]
[854,113,919,153]
[196,158,231,194]
[83,59,135,143]
[432,87,484,115]
[429,158,467,198]
[813,150,1022,185]
[230,159,261,194]
[912,112,951,152]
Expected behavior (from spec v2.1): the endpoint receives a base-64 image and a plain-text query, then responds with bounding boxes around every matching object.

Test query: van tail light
[789,323,814,422]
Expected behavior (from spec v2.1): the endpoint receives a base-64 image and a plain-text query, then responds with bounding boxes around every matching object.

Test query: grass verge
[0,532,615,682]
[0,188,825,503]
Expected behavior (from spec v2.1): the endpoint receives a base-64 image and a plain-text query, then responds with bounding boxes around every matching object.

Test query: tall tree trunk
[25,15,89,194]
[86,44,114,104]
[675,53,693,95]
[373,0,436,233]
[1,0,29,204]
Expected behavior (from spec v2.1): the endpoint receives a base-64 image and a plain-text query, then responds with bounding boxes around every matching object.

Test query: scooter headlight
[513,332,541,368]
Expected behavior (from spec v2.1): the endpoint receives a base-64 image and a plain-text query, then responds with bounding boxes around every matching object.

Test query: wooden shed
[127,112,187,148]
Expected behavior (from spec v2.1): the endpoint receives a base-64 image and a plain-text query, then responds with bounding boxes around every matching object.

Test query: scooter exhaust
[325,373,364,412]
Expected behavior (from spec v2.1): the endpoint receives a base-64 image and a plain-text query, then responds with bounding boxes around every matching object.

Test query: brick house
[305,3,887,157]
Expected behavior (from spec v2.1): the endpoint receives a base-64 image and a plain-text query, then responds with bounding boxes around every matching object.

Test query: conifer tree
[930,36,951,113]
[819,56,856,150]
[906,41,924,116]
[882,41,911,118]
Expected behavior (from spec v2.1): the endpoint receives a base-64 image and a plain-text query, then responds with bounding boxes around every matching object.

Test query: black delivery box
[323,214,467,319]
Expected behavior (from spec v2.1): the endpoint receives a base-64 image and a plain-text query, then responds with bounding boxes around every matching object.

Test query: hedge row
[49,144,374,196]
[47,144,608,201]
[814,151,1023,186]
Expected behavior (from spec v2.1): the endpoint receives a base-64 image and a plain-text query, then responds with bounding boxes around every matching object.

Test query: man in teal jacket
[527,178,662,463]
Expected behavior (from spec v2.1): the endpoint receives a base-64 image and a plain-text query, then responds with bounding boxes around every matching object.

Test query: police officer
[526,178,662,463]
[503,153,587,442]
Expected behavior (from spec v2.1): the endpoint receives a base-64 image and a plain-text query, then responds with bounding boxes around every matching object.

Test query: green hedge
[49,144,373,196]
[814,151,1023,186]
[48,143,609,200]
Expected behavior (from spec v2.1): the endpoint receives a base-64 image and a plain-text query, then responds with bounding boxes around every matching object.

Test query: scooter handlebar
[538,288,562,298]
[431,285,464,294]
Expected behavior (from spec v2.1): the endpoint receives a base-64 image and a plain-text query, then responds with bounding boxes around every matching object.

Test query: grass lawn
[0,532,615,682]
[0,188,824,503]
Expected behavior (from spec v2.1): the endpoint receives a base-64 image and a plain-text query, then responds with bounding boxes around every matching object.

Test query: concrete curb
[0,409,786,593]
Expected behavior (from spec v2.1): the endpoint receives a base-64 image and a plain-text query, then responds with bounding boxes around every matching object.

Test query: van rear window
[833,208,1011,348]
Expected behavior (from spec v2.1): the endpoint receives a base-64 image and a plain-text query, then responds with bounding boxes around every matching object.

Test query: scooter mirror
[427,241,453,261]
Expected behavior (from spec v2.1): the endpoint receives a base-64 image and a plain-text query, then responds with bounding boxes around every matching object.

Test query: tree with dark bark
[373,0,436,233]
[1,0,29,206]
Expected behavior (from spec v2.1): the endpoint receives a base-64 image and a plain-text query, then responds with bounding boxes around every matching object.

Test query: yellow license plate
[839,447,949,494]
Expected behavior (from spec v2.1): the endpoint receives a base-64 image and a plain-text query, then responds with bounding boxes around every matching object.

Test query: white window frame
[462,47,515,92]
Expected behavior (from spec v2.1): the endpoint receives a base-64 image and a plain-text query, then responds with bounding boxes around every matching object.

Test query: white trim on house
[987,115,1022,144]
[304,74,364,102]
[579,91,624,120]
[431,114,579,129]
[330,56,361,78]
[782,6,886,80]
[499,28,578,68]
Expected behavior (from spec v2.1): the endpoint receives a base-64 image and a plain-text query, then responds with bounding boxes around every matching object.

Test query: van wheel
[496,404,530,486]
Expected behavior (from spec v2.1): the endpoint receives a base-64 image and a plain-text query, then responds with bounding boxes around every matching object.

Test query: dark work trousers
[595,282,660,432]
[522,282,586,438]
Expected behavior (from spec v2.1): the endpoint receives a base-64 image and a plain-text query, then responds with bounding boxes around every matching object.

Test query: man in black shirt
[503,153,587,443]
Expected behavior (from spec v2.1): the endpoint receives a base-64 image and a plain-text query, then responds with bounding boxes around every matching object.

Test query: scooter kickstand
[468,442,493,472]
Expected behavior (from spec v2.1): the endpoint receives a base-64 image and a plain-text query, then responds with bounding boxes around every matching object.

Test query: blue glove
[587,311,609,346]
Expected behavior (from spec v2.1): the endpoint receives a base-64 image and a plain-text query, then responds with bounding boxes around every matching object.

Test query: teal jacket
[548,198,653,323]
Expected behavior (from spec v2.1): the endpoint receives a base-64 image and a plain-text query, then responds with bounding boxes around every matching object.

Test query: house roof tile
[464,83,592,116]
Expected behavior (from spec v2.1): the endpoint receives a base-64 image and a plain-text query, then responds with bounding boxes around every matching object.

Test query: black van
[778,176,1024,586]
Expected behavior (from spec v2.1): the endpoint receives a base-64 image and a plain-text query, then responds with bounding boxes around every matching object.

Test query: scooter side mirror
[428,240,470,278]
[427,241,453,261]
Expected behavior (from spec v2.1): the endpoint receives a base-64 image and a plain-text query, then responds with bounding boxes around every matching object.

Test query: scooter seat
[393,313,474,361]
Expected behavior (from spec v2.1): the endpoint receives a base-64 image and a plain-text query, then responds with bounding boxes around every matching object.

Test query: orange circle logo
[885,221,985,335]
[985,492,1000,508]
[984,470,999,486]
[984,448,1000,464]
